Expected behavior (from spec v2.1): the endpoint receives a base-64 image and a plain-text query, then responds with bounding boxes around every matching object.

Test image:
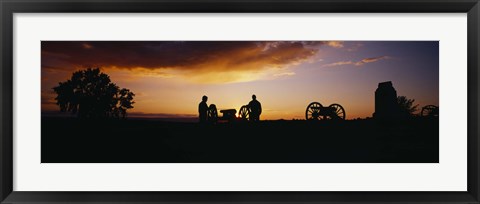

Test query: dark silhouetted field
[41,117,438,163]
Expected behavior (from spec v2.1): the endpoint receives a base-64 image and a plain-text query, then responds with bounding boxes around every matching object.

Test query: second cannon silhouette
[305,101,346,120]
[420,105,439,117]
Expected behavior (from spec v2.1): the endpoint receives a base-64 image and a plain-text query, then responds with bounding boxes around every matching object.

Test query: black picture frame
[1,0,479,203]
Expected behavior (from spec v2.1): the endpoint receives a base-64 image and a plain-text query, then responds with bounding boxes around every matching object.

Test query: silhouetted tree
[397,96,419,117]
[53,68,135,118]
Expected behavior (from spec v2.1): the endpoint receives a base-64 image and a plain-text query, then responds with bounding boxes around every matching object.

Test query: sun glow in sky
[41,41,439,120]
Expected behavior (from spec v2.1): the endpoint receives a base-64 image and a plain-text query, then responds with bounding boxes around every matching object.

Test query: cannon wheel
[327,103,346,120]
[306,102,323,120]
[421,105,439,117]
[239,105,250,121]
[207,104,218,123]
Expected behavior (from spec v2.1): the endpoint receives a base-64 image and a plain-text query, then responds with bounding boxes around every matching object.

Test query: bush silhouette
[53,68,135,118]
[397,95,419,117]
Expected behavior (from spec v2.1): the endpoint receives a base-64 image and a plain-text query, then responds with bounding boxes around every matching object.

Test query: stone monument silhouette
[373,81,400,120]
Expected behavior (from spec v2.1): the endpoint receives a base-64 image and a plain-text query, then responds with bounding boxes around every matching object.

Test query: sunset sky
[41,41,439,120]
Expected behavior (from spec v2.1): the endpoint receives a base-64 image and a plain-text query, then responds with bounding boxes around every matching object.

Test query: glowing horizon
[41,41,439,120]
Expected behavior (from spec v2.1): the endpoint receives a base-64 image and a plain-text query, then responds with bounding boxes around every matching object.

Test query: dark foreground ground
[42,117,438,163]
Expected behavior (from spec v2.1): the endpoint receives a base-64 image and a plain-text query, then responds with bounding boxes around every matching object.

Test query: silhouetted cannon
[238,105,250,121]
[421,105,439,117]
[305,102,346,120]
[207,104,218,123]
[220,109,237,122]
[207,104,238,123]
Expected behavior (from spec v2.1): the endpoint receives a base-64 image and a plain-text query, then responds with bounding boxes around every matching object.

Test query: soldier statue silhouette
[248,94,262,122]
[198,95,209,123]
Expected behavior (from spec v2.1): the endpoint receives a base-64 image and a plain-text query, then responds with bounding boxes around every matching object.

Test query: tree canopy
[397,95,419,117]
[53,68,135,118]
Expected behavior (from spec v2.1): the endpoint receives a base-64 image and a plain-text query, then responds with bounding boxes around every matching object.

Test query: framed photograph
[1,0,479,203]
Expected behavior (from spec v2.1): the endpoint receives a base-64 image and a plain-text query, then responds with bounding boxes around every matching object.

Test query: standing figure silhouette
[248,94,262,122]
[198,95,209,123]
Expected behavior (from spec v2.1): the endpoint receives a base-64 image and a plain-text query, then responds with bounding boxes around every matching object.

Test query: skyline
[41,41,439,120]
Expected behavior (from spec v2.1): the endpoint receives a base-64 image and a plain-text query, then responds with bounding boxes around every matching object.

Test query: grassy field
[41,117,439,163]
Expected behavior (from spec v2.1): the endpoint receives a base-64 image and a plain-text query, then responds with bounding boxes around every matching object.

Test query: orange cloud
[42,41,334,84]
[322,56,391,67]
[274,72,296,77]
[82,43,93,49]
[326,41,344,48]
[356,56,391,65]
